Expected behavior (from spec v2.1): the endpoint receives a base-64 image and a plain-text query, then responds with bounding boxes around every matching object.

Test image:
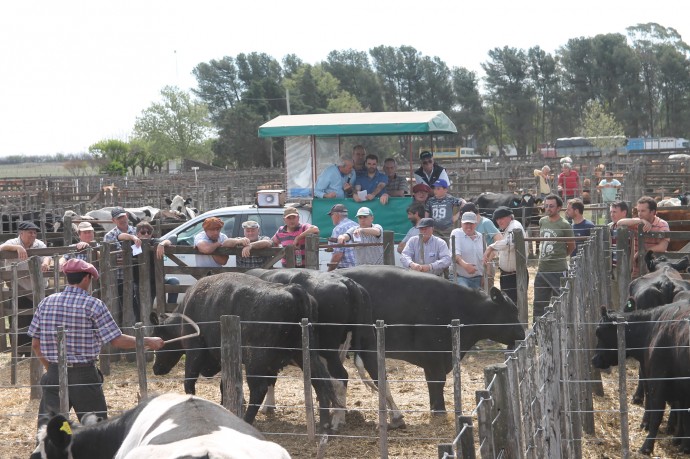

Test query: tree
[89,139,134,176]
[580,100,625,152]
[133,86,214,164]
[449,67,485,148]
[282,63,363,115]
[323,49,384,111]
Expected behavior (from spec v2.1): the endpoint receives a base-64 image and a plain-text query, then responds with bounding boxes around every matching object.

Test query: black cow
[340,265,525,414]
[32,393,290,459]
[1,211,58,233]
[246,268,404,429]
[471,192,537,227]
[627,253,690,312]
[592,303,690,455]
[150,272,340,431]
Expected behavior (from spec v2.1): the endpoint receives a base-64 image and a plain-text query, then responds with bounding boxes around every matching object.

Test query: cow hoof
[430,410,447,417]
[330,411,346,432]
[632,396,643,405]
[388,417,406,430]
[260,406,276,415]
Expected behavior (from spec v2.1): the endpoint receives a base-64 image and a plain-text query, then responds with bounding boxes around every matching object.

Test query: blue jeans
[165,276,180,304]
[456,276,482,289]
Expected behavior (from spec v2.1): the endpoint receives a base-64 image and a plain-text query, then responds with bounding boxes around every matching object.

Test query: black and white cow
[150,272,340,431]
[246,268,404,429]
[166,195,197,220]
[32,393,291,459]
[340,265,525,415]
[592,303,690,455]
[471,192,537,227]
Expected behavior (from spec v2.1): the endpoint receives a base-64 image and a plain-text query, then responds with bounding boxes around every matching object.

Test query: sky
[1,1,688,158]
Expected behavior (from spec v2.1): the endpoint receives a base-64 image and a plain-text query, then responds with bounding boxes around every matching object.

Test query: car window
[175,216,236,246]
[244,214,283,239]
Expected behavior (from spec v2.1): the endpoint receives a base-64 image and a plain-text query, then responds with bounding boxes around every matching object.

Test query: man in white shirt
[450,212,484,289]
[483,207,527,304]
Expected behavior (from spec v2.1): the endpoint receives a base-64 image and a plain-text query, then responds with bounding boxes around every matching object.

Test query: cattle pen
[3,158,690,457]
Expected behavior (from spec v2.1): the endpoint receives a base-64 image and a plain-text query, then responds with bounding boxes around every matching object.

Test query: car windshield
[244,214,283,238]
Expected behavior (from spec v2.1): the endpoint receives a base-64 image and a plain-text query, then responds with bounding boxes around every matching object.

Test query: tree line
[92,22,690,173]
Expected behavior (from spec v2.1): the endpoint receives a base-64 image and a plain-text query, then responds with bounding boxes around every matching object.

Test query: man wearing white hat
[60,221,98,266]
[337,207,384,265]
[450,212,484,289]
[28,258,164,429]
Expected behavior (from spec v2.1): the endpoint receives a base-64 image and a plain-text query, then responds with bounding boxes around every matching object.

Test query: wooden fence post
[536,312,562,459]
[504,349,526,457]
[616,315,630,459]
[513,230,529,327]
[457,415,477,459]
[138,241,152,325]
[475,389,495,458]
[305,234,319,270]
[300,318,316,441]
[56,326,69,416]
[29,256,45,400]
[134,322,147,400]
[484,363,519,458]
[221,315,244,417]
[10,263,19,385]
[451,319,463,435]
[383,231,395,266]
[616,227,631,310]
[100,243,114,374]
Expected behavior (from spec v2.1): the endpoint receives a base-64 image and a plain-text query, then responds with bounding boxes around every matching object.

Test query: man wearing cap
[400,218,451,276]
[314,155,355,199]
[60,221,98,266]
[337,207,384,265]
[353,154,388,203]
[414,150,451,188]
[450,212,484,289]
[483,207,528,304]
[104,207,142,323]
[272,207,319,268]
[398,202,425,253]
[223,220,273,269]
[425,179,464,241]
[460,202,502,288]
[327,204,357,270]
[28,258,164,429]
[412,183,432,204]
[0,221,51,352]
[534,194,575,319]
[194,216,235,268]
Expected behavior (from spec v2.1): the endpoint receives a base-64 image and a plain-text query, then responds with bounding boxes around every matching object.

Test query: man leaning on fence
[337,206,384,265]
[400,217,451,275]
[0,221,51,354]
[533,194,575,320]
[28,258,164,430]
[483,207,527,304]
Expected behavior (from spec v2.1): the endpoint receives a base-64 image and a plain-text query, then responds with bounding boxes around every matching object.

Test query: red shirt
[558,170,580,198]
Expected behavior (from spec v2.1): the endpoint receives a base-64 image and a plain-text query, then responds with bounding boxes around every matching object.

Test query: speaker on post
[257,190,285,207]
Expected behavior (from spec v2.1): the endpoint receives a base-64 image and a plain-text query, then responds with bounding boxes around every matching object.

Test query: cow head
[487,287,525,348]
[32,414,75,459]
[149,312,186,375]
[646,252,690,273]
[591,307,620,370]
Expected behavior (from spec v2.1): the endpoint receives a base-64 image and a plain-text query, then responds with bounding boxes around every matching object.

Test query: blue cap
[432,179,448,188]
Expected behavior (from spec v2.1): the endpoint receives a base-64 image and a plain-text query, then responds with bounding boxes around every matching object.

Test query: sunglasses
[138,230,152,235]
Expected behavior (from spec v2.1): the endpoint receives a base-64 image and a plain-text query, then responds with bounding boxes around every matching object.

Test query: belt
[50,361,96,368]
[500,269,516,274]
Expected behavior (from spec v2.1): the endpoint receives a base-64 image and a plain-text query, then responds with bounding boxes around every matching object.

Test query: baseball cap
[18,221,39,231]
[412,183,431,194]
[461,212,477,224]
[61,258,100,281]
[493,206,513,220]
[416,217,434,228]
[327,204,348,215]
[111,207,127,218]
[432,179,448,188]
[77,221,94,232]
[420,150,433,160]
[356,207,373,217]
[242,220,260,229]
[283,207,299,217]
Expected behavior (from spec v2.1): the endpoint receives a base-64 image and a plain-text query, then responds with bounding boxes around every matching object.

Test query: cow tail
[286,284,341,410]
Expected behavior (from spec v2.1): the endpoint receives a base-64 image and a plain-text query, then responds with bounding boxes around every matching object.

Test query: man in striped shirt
[28,259,164,429]
[272,207,319,268]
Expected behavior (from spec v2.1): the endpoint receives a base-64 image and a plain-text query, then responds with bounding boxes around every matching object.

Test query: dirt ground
[2,348,688,459]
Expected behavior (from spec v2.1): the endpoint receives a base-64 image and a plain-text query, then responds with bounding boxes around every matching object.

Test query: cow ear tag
[60,421,72,435]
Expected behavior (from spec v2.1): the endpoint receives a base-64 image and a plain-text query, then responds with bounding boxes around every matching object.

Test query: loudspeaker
[257,190,285,207]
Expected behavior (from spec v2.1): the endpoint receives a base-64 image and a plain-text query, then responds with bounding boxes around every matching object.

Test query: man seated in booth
[353,154,388,203]
[314,155,355,198]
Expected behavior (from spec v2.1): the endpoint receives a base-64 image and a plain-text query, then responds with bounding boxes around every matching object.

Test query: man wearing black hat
[483,207,527,304]
[28,258,164,429]
[0,221,52,352]
[414,150,451,188]
[400,217,451,276]
[327,204,357,270]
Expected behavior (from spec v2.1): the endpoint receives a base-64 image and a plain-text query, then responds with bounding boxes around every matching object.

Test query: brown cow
[656,208,690,251]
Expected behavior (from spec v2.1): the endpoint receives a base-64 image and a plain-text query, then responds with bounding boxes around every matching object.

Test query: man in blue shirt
[326,204,357,270]
[314,155,356,198]
[354,154,388,203]
[566,198,595,256]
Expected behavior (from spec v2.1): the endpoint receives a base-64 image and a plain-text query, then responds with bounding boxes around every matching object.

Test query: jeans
[165,276,180,304]
[456,276,482,289]
[499,271,518,304]
[533,271,566,319]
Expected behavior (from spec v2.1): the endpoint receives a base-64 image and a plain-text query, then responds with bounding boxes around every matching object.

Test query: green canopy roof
[258,111,457,138]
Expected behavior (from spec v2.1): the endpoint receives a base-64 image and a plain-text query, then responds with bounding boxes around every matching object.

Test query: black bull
[340,265,525,413]
[471,192,538,227]
[150,272,340,431]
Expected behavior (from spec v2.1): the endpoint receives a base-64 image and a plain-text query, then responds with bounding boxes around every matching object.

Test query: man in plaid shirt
[28,259,163,429]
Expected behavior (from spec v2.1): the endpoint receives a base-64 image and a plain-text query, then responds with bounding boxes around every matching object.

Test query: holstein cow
[32,393,291,459]
[150,272,340,431]
[340,265,525,415]
[246,268,404,429]
[592,303,690,455]
[471,192,537,228]
[166,195,197,220]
